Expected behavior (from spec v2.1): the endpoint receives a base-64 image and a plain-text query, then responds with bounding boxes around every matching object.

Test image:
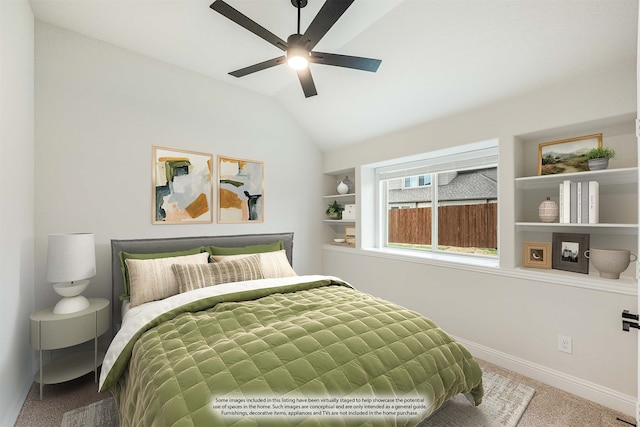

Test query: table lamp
[46,233,96,314]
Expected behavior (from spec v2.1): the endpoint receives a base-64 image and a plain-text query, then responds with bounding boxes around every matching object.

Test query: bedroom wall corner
[33,22,324,319]
[0,0,36,425]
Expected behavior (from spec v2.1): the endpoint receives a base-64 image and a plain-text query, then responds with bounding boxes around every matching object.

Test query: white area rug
[61,397,118,427]
[61,370,534,427]
[419,370,535,427]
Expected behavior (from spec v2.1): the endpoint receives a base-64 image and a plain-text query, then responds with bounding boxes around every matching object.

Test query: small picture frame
[344,226,356,247]
[523,242,551,269]
[552,232,590,274]
[538,133,602,176]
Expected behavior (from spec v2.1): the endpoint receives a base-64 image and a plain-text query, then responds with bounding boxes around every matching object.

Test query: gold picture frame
[522,241,551,269]
[538,133,602,176]
[344,226,356,247]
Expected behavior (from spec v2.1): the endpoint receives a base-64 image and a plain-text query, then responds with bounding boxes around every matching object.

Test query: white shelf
[516,222,638,234]
[323,193,356,200]
[323,219,356,224]
[515,167,638,189]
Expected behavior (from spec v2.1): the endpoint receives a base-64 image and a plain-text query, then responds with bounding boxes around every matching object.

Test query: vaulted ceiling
[29,0,638,150]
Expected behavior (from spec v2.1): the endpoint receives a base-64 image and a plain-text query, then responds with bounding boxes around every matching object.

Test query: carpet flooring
[14,359,635,427]
[58,369,533,427]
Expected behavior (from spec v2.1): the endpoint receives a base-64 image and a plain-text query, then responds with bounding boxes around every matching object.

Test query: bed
[99,232,483,426]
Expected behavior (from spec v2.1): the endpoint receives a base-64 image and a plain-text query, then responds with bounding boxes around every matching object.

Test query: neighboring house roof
[388,168,497,203]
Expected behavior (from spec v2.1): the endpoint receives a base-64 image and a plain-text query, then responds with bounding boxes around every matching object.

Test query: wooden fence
[388,204,497,249]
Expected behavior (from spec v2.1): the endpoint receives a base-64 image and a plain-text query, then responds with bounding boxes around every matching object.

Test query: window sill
[322,243,498,271]
[322,244,637,296]
[363,246,499,269]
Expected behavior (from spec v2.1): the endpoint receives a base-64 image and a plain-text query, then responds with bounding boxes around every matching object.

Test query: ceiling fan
[210,0,382,98]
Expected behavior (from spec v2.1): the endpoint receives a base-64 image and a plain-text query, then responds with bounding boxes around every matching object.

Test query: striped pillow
[172,254,264,293]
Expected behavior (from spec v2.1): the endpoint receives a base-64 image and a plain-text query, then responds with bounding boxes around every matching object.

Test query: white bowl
[333,238,346,243]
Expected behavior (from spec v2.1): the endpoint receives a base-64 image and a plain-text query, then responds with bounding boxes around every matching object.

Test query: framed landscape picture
[551,232,590,274]
[218,156,264,223]
[523,241,551,269]
[152,146,213,224]
[538,133,602,176]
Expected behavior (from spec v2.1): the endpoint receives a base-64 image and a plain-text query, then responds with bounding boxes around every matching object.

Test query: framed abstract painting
[152,146,213,224]
[218,155,264,223]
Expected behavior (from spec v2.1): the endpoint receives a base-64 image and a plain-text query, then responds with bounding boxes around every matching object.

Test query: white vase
[337,181,348,195]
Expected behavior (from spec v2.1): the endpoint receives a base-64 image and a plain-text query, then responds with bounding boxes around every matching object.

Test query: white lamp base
[53,280,90,314]
[53,295,90,314]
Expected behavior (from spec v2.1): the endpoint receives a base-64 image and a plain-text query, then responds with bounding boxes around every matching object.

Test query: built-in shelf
[515,167,638,189]
[323,219,356,224]
[513,123,638,282]
[323,193,356,200]
[323,170,357,247]
[515,222,638,234]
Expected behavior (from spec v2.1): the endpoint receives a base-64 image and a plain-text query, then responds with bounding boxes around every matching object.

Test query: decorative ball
[538,197,558,223]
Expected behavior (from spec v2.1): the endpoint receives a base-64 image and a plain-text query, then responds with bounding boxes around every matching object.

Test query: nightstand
[30,298,110,399]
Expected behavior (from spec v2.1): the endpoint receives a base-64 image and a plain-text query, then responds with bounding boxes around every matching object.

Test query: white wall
[0,0,35,425]
[34,22,324,314]
[322,63,638,415]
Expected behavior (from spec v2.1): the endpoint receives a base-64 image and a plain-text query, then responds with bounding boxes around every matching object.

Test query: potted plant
[583,146,615,171]
[326,200,344,220]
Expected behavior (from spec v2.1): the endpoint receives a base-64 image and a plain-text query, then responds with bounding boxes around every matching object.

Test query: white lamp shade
[46,233,96,283]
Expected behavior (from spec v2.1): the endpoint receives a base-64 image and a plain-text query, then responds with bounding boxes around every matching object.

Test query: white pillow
[126,252,209,307]
[211,249,297,278]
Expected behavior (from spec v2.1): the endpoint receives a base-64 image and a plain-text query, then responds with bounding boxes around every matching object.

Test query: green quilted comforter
[100,276,483,426]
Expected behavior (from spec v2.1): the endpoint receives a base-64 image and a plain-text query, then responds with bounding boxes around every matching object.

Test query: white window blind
[375,144,498,180]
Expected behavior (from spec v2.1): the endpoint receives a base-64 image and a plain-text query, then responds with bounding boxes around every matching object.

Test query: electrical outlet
[558,335,572,354]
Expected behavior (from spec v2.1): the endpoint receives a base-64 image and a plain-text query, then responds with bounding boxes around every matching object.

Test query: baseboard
[455,336,636,418]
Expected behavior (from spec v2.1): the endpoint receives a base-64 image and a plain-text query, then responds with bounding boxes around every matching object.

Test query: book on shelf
[558,179,598,224]
[588,181,599,224]
[559,180,571,223]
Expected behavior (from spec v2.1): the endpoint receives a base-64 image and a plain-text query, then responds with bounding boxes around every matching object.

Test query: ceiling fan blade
[229,56,286,77]
[210,0,287,51]
[310,51,381,72]
[301,0,354,51]
[296,67,318,98]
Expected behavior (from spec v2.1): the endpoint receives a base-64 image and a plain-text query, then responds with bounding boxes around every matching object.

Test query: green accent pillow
[118,247,205,301]
[205,240,284,257]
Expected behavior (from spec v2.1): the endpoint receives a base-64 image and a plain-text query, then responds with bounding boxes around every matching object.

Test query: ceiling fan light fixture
[287,49,309,70]
[286,34,309,70]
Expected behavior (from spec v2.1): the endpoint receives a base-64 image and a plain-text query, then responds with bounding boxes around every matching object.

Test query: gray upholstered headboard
[110,232,294,332]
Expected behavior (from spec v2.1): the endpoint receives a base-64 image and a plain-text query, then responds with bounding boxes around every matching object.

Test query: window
[403,174,431,188]
[374,140,498,260]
